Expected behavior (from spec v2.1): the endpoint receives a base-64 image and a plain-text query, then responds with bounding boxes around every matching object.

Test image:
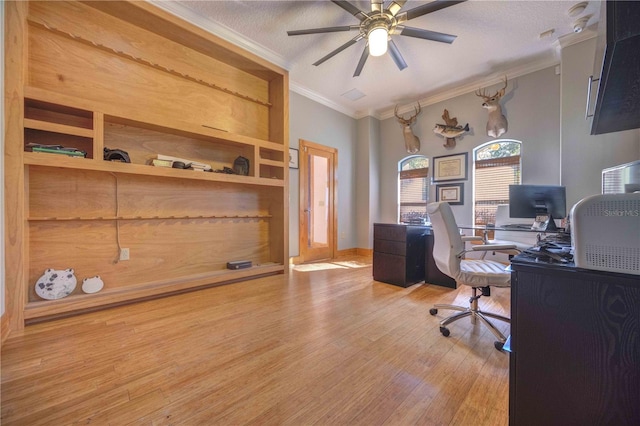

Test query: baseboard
[355,248,373,258]
[336,248,372,258]
[290,248,372,265]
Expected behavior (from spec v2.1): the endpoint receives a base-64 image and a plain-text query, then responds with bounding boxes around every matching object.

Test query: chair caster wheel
[429,308,438,315]
[494,341,505,351]
[439,327,450,337]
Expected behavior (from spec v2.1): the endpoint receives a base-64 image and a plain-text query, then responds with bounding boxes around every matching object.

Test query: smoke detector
[572,15,591,33]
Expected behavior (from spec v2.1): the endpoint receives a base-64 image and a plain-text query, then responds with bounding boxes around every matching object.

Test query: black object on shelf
[233,156,249,176]
[227,260,252,270]
[103,147,130,163]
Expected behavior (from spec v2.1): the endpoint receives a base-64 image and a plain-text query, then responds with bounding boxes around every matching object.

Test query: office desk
[509,254,640,425]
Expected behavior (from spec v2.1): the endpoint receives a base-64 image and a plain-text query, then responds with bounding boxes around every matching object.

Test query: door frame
[298,139,338,263]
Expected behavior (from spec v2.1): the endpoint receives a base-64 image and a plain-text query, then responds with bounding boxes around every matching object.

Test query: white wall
[356,116,381,250]
[560,38,640,208]
[379,66,562,226]
[373,39,640,232]
[288,92,358,256]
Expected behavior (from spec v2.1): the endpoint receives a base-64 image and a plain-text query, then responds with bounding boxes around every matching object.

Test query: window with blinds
[474,141,521,226]
[399,156,429,224]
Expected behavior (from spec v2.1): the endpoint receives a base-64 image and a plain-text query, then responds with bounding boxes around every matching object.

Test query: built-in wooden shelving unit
[3,0,289,329]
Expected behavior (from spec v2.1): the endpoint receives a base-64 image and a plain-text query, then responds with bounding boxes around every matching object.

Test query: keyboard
[501,224,532,230]
[524,245,573,263]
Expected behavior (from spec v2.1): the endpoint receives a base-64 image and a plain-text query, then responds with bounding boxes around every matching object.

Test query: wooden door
[299,140,337,262]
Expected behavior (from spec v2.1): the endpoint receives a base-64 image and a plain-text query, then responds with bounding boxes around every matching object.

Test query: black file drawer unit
[373,224,426,287]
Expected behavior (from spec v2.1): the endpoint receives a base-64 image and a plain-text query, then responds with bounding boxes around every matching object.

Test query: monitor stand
[532,213,558,231]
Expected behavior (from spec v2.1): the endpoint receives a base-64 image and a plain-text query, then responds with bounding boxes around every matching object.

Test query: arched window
[398,156,430,224]
[473,140,521,226]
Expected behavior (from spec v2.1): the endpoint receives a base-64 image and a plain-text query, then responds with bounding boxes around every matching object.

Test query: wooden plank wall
[27,1,270,140]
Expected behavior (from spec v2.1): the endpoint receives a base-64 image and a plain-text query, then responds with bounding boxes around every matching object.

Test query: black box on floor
[227,260,252,270]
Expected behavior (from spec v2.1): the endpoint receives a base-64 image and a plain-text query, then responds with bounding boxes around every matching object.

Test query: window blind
[400,167,429,223]
[475,156,520,225]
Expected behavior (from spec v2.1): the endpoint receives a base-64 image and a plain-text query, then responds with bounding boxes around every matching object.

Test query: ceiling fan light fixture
[368,26,388,57]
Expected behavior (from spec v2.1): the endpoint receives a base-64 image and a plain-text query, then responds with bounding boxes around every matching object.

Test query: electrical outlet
[119,248,130,261]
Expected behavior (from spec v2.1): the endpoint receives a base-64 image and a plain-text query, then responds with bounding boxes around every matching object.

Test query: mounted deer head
[394,102,422,154]
[476,77,508,138]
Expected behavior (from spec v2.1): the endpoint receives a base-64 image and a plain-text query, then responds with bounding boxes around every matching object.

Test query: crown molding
[289,82,359,118]
[379,54,561,120]
[147,0,291,71]
[555,25,597,50]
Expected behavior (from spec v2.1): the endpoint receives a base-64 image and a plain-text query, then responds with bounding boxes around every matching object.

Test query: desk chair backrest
[427,202,464,279]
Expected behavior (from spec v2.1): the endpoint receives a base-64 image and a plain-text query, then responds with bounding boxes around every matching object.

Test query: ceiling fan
[287,0,467,77]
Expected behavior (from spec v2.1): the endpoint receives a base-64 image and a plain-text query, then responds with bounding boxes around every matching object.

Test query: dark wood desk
[372,223,455,288]
[509,254,640,425]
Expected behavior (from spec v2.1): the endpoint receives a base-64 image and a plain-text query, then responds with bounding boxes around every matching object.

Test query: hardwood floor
[1,257,510,425]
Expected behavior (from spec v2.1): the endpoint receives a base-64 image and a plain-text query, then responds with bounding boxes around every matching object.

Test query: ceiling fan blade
[388,39,408,71]
[388,1,408,16]
[353,44,369,77]
[396,0,467,22]
[313,35,364,66]
[331,0,368,21]
[287,26,357,36]
[398,26,457,44]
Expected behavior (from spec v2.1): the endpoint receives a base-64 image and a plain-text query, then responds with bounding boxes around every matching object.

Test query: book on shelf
[29,144,87,158]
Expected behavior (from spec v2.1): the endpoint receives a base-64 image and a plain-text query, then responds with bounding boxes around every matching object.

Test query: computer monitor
[509,185,566,231]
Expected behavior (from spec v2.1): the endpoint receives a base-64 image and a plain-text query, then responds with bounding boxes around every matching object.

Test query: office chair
[427,202,515,351]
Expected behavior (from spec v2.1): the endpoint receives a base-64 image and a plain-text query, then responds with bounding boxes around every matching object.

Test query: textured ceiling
[156,1,601,118]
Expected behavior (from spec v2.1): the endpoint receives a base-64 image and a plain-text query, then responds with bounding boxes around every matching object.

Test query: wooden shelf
[4,0,289,331]
[25,86,285,152]
[28,214,273,221]
[259,158,284,168]
[24,152,285,187]
[23,263,285,321]
[24,118,94,138]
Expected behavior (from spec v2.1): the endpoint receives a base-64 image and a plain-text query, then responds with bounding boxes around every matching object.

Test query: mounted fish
[433,109,469,149]
[394,103,422,154]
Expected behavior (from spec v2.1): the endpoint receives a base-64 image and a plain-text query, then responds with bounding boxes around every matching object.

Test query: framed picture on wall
[289,148,299,169]
[432,152,468,182]
[436,183,464,205]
